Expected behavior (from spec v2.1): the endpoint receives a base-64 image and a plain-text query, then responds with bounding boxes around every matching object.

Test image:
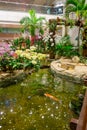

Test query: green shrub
[56,35,79,57]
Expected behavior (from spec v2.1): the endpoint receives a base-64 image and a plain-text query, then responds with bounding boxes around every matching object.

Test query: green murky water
[0,69,84,130]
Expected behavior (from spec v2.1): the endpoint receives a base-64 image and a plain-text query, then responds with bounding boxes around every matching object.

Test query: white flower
[50,32,53,35]
[51,43,54,46]
[50,38,53,42]
[43,35,51,42]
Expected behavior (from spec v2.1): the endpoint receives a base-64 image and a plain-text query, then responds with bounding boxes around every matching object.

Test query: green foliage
[82,27,87,47]
[80,56,87,64]
[13,37,30,50]
[0,28,3,32]
[35,38,45,53]
[65,0,87,55]
[70,96,83,115]
[0,46,46,72]
[69,91,85,115]
[0,56,23,72]
[49,21,57,31]
[0,58,9,71]
[65,0,87,18]
[0,56,40,72]
[13,37,24,49]
[24,38,31,48]
[56,36,78,57]
[67,19,75,28]
[20,9,45,36]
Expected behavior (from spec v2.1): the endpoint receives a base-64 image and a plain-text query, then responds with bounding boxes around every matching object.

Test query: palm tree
[20,10,45,45]
[65,0,87,53]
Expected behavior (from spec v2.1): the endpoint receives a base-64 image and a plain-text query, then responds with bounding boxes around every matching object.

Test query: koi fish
[44,93,59,102]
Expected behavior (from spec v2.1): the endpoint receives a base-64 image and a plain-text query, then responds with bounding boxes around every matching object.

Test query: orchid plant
[0,42,46,72]
[0,42,15,71]
[0,42,14,57]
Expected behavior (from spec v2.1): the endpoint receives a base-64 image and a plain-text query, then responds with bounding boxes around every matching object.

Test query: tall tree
[65,0,87,53]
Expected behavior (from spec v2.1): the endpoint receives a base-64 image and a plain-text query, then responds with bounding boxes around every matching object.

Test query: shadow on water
[0,69,85,130]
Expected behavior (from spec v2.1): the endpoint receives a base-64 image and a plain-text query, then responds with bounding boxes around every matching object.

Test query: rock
[51,59,87,84]
[72,56,80,63]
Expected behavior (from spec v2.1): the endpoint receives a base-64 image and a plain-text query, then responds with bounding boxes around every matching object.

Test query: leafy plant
[12,37,24,49]
[79,56,87,64]
[20,10,45,45]
[13,37,30,50]
[25,38,30,48]
[0,41,46,72]
[56,35,79,57]
[0,57,9,71]
[49,20,57,32]
[35,35,45,53]
[69,91,85,115]
[0,42,14,57]
[65,0,87,53]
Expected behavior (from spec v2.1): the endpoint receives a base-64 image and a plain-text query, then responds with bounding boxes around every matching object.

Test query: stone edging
[0,69,34,88]
[50,60,87,84]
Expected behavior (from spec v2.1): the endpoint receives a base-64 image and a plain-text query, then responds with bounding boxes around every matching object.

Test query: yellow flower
[30,46,37,51]
[25,49,30,52]
[31,60,37,65]
[32,55,37,60]
[15,50,23,55]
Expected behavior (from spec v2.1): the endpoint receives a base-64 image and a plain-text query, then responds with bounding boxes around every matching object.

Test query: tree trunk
[65,25,68,36]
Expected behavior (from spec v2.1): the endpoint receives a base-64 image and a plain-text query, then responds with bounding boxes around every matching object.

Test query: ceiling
[0,0,65,14]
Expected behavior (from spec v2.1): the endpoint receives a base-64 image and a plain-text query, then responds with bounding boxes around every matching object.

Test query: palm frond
[83,4,87,10]
[66,5,77,13]
[81,0,86,5]
[66,0,78,7]
[20,17,29,24]
[65,0,87,18]
[20,9,45,36]
[36,17,45,23]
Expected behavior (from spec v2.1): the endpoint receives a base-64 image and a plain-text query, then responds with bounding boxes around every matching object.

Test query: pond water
[0,69,84,130]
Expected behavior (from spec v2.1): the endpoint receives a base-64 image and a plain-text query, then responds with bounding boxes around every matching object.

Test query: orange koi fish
[44,93,59,102]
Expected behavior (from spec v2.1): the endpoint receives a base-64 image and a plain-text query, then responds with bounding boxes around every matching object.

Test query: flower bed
[0,42,47,72]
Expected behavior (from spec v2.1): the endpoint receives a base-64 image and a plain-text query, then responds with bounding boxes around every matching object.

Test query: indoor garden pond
[0,1,87,129]
[0,68,85,130]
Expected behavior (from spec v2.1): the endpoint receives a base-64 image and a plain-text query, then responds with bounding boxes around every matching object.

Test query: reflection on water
[0,69,83,130]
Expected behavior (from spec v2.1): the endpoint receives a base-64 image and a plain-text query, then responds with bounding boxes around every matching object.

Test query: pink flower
[0,42,14,57]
